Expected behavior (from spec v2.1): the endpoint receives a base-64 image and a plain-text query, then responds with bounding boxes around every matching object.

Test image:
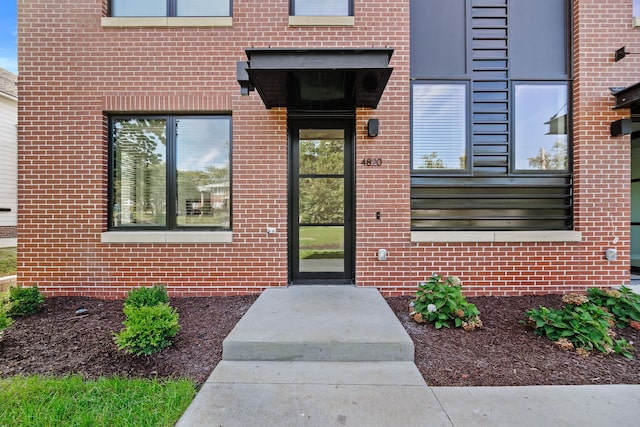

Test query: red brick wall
[17,0,636,298]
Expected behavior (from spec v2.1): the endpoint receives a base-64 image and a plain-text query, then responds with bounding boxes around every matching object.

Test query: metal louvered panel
[410,0,573,231]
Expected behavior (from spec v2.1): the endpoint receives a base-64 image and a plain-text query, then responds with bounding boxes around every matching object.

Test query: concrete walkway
[173,285,640,426]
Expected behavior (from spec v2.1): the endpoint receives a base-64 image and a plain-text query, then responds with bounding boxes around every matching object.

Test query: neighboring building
[16,0,640,297]
[0,68,17,239]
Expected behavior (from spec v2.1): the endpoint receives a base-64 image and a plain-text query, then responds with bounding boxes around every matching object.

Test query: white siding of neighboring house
[0,92,17,228]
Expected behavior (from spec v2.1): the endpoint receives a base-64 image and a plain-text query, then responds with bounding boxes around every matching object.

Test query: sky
[0,0,17,73]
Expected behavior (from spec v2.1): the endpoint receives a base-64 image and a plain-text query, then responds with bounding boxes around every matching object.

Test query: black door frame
[288,113,355,284]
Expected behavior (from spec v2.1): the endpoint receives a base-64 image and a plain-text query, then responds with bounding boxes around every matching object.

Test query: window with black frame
[290,0,352,16]
[110,0,231,17]
[410,0,572,231]
[109,116,231,230]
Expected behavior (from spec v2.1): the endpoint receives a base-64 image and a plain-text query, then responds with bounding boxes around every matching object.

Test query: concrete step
[176,361,451,427]
[222,285,414,362]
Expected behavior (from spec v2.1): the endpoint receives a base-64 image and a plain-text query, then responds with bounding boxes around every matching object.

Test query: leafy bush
[0,306,12,333]
[526,294,634,359]
[124,285,169,308]
[114,303,180,356]
[6,285,45,317]
[411,274,482,330]
[587,286,640,328]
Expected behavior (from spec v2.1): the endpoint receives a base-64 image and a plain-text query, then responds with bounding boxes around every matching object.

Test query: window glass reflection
[514,84,568,171]
[176,118,230,228]
[112,119,167,227]
[293,0,350,16]
[111,0,165,16]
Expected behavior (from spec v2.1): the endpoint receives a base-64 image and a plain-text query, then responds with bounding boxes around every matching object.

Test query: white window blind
[412,84,467,170]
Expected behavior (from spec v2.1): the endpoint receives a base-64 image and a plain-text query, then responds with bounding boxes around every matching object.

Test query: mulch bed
[1,294,639,387]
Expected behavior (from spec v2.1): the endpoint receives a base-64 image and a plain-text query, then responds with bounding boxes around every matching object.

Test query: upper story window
[110,0,232,17]
[109,115,231,230]
[291,0,352,16]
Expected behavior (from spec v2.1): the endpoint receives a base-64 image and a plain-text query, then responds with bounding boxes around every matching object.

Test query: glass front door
[290,119,354,284]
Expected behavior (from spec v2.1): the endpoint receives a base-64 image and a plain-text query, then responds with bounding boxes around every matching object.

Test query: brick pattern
[17,0,636,298]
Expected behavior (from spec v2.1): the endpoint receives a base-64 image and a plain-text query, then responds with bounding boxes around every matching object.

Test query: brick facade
[17,0,638,297]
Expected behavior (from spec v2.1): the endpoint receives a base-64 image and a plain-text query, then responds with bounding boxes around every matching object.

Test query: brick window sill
[411,230,582,243]
[288,16,355,26]
[101,17,233,28]
[101,231,233,244]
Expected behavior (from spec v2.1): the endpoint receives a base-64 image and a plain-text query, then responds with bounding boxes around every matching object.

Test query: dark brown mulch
[0,295,257,386]
[387,295,640,386]
[1,294,639,387]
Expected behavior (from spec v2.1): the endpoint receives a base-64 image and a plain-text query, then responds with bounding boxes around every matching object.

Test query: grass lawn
[0,375,196,427]
[0,247,16,276]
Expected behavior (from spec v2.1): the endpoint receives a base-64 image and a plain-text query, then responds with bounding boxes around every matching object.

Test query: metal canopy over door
[289,118,354,284]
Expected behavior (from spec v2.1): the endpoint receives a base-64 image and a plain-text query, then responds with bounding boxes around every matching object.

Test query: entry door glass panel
[298,129,345,274]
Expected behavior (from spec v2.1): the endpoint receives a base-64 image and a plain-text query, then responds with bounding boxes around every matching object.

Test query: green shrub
[6,285,45,317]
[124,285,169,308]
[0,307,12,333]
[526,294,634,359]
[587,286,640,328]
[114,303,180,356]
[411,274,482,330]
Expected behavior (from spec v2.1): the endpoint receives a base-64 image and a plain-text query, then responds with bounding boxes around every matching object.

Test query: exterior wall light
[367,118,379,137]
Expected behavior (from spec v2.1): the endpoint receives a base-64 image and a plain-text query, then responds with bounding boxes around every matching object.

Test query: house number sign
[360,158,383,167]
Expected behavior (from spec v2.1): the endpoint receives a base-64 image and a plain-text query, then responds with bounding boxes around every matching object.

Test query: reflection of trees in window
[300,178,344,224]
[111,116,231,229]
[300,139,343,174]
[299,138,344,224]
[178,165,230,225]
[113,119,166,226]
[528,140,567,170]
[514,84,568,171]
[420,152,466,169]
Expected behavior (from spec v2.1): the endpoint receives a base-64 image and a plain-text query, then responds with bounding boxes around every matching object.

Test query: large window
[409,0,572,231]
[110,0,231,17]
[514,83,568,171]
[412,83,468,171]
[110,116,231,230]
[291,0,352,16]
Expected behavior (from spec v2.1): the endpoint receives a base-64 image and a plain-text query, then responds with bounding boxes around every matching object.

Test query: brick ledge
[101,17,233,28]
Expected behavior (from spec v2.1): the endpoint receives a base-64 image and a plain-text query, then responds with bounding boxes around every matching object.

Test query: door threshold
[290,279,354,286]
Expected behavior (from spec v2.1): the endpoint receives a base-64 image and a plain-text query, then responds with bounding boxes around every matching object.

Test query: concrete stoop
[222,285,415,362]
[176,285,437,426]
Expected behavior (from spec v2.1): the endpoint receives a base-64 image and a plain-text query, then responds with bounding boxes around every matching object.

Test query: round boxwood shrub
[114,303,180,356]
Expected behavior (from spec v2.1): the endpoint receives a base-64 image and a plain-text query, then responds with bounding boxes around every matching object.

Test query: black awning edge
[613,81,640,109]
[239,48,394,109]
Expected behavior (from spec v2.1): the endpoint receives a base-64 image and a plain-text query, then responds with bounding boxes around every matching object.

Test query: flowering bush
[587,286,640,329]
[410,274,482,330]
[525,293,634,359]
